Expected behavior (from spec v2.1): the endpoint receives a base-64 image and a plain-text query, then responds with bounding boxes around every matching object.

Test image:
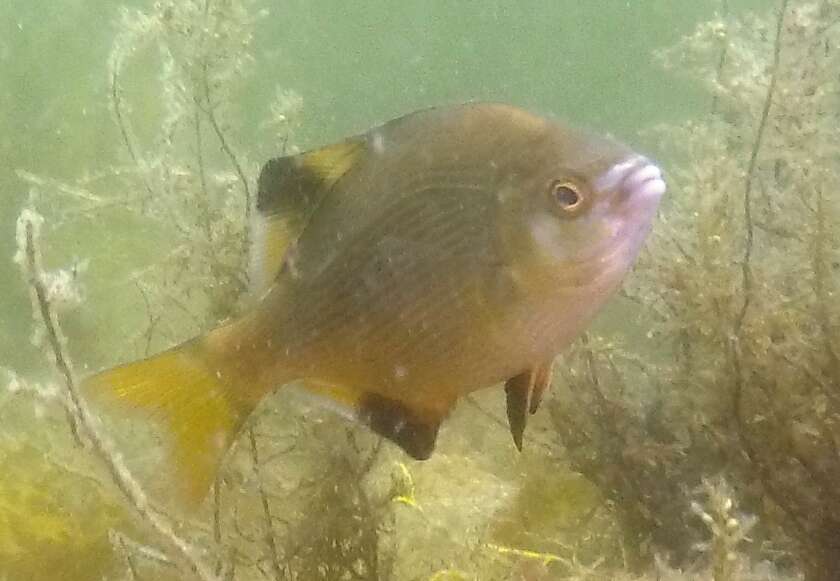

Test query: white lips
[594,156,666,200]
[625,163,666,199]
[594,156,643,192]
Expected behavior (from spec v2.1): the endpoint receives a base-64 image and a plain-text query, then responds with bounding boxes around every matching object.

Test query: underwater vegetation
[552,1,840,579]
[1,0,837,580]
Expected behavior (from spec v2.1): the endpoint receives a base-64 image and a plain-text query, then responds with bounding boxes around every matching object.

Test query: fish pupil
[551,182,581,210]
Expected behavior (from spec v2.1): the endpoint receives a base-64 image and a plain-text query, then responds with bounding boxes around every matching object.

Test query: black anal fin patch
[504,371,533,452]
[359,393,442,460]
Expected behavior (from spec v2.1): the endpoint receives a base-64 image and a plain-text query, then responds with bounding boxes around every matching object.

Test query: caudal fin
[83,338,256,504]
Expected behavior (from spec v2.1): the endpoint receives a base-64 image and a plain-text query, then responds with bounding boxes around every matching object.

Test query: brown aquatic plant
[549,1,840,579]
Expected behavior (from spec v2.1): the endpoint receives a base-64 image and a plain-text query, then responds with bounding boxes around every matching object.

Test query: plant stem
[110,65,156,201]
[812,184,840,376]
[729,0,807,544]
[200,61,252,247]
[734,0,788,333]
[20,211,219,581]
[23,222,82,445]
[248,424,285,580]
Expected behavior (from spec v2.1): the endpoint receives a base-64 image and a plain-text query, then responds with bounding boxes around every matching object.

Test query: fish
[83,103,665,502]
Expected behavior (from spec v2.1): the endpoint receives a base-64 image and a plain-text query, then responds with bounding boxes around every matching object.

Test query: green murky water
[7,2,835,581]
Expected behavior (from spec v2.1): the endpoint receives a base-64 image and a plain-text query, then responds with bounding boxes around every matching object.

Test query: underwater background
[4,0,840,580]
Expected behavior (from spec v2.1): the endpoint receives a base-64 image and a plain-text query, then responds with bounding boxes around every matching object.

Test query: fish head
[515,124,666,286]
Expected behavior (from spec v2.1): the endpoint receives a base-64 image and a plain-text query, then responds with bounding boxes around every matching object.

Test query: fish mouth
[588,155,666,266]
[595,155,666,202]
[623,160,666,200]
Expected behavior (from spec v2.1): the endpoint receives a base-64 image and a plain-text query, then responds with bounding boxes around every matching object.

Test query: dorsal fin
[250,138,366,294]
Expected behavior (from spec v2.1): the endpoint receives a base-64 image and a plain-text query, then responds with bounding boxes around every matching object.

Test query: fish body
[85,103,665,501]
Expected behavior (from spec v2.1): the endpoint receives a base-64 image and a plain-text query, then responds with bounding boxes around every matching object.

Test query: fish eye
[550,181,584,215]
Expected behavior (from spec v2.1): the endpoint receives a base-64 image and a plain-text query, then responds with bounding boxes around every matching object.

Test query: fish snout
[595,155,666,205]
[623,158,666,201]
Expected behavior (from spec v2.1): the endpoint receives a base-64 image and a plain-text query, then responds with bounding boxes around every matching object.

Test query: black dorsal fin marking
[251,138,366,294]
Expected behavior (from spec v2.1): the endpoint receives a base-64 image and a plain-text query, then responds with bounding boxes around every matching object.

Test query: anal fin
[504,361,554,451]
[300,381,445,460]
[359,393,442,460]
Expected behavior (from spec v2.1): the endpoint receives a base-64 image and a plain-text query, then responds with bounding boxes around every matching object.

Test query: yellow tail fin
[83,339,256,504]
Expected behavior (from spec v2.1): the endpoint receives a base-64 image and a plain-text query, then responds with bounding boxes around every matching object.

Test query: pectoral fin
[504,361,554,451]
[504,372,532,452]
[530,362,553,415]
